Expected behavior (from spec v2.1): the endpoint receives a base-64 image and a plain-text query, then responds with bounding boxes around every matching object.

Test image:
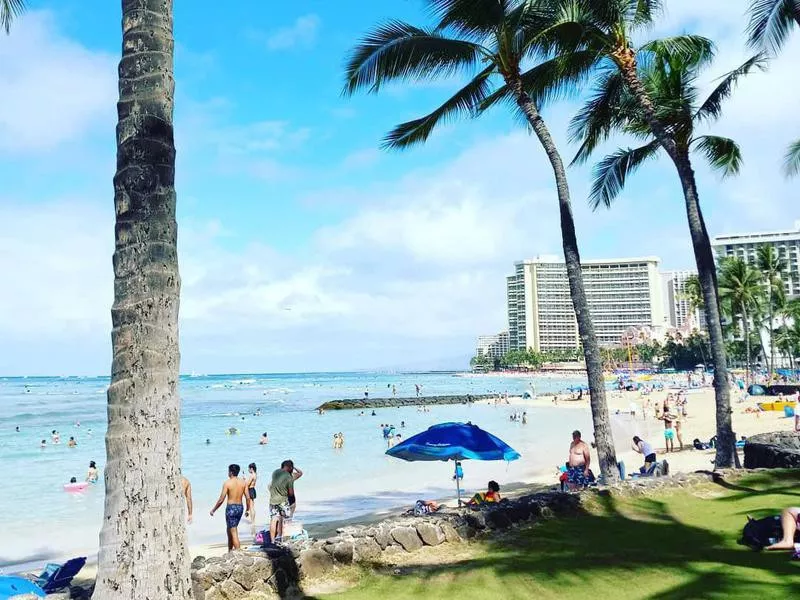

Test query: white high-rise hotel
[662,270,706,330]
[506,256,667,351]
[712,222,800,298]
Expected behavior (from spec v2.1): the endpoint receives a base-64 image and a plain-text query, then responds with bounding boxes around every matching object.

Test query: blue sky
[0,0,797,375]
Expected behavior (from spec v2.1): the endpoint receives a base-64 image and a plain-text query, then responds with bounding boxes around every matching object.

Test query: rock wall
[317,394,495,411]
[190,492,581,599]
[744,431,800,469]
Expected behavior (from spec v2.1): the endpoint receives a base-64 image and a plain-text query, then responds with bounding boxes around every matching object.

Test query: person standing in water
[259,432,269,445]
[246,463,258,534]
[86,461,99,483]
[210,464,249,550]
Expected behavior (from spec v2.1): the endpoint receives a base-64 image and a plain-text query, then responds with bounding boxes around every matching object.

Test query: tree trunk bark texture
[619,56,736,468]
[508,76,619,481]
[672,149,736,468]
[94,1,191,598]
[743,307,751,387]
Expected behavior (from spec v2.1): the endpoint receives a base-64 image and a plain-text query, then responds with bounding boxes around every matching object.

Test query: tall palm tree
[344,0,620,479]
[0,0,24,33]
[756,245,786,377]
[3,1,191,596]
[567,37,764,466]
[747,0,800,176]
[92,1,191,597]
[682,274,704,328]
[537,0,754,467]
[718,258,764,386]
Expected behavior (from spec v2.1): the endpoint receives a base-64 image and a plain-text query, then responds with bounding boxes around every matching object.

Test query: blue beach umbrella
[386,422,520,506]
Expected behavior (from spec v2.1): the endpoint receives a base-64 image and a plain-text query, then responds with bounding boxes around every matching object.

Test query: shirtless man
[566,430,591,490]
[210,464,250,550]
[182,476,193,524]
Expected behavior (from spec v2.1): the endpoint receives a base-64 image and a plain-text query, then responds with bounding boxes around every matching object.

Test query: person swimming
[260,432,269,445]
[206,438,211,445]
[87,461,99,483]
[67,436,77,448]
[40,439,46,449]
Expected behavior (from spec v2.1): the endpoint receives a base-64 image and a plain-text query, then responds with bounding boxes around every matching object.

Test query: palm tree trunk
[617,59,736,468]
[508,76,618,481]
[768,283,775,378]
[94,1,191,598]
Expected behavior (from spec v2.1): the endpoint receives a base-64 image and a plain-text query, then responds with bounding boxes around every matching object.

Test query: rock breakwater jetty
[317,394,496,411]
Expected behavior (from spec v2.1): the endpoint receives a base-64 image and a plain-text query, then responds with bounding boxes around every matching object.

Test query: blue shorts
[225,503,244,529]
[664,428,675,440]
[567,466,590,487]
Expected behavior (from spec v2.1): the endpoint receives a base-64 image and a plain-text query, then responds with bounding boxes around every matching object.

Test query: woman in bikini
[246,463,258,534]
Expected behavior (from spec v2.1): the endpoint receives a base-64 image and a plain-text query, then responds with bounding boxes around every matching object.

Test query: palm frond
[1,0,25,34]
[638,35,715,69]
[746,0,800,53]
[479,48,599,117]
[426,0,509,37]
[382,65,495,150]
[343,20,483,96]
[568,67,627,165]
[589,140,661,209]
[629,0,665,28]
[784,138,800,177]
[692,135,742,177]
[695,54,769,123]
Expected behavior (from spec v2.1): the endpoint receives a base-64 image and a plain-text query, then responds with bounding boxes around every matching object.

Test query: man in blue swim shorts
[210,464,250,550]
[566,430,592,491]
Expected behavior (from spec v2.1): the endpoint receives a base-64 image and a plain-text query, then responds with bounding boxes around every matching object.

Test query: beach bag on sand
[740,516,783,550]
[255,530,271,547]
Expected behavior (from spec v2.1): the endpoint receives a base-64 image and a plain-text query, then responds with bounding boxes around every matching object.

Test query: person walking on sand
[182,475,193,524]
[210,464,249,550]
[566,430,591,491]
[246,463,258,533]
[268,460,296,544]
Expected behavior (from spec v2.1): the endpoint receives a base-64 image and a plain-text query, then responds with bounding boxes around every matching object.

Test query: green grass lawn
[317,471,800,600]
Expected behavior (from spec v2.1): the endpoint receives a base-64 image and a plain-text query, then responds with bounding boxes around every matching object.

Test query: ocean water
[0,371,604,566]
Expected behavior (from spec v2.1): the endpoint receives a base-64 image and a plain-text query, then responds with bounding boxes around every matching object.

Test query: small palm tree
[1,0,24,33]
[683,274,705,324]
[747,0,800,176]
[569,41,763,466]
[718,258,764,386]
[344,0,620,479]
[756,245,786,377]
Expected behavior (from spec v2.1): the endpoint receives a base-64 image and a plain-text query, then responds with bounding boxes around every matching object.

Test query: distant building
[662,270,706,331]
[712,221,800,298]
[507,256,666,352]
[475,331,510,360]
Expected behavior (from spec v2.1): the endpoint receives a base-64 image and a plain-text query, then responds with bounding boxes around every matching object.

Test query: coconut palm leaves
[747,0,800,53]
[572,51,765,208]
[1,0,25,33]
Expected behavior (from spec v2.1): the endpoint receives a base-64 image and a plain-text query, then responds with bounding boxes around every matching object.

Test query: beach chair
[34,556,86,593]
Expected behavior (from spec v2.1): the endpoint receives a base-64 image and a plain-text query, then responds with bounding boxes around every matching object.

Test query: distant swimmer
[15,426,19,432]
[227,427,239,435]
[40,439,46,449]
[67,437,77,448]
[210,464,250,551]
[75,421,81,427]
[87,428,93,436]
[206,438,211,445]
[86,461,99,483]
[51,430,60,444]
[260,432,269,445]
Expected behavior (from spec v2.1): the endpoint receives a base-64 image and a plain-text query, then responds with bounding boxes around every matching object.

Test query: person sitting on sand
[468,481,502,505]
[632,436,656,472]
[766,507,800,551]
[210,464,250,551]
[566,430,591,490]
[86,461,99,483]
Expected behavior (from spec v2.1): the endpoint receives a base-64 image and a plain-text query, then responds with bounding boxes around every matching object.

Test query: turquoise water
[0,371,592,566]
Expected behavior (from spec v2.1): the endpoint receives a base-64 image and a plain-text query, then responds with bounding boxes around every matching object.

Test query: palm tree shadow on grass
[347,494,800,599]
[710,470,800,502]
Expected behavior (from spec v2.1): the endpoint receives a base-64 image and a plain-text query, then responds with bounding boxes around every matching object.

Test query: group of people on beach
[207,459,303,551]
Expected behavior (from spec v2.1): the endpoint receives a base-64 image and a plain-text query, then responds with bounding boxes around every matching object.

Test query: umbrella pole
[454,461,462,507]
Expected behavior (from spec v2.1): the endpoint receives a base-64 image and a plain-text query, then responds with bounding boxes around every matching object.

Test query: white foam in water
[0,372,597,567]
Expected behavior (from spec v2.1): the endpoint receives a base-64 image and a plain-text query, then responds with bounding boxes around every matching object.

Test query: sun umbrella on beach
[385,422,520,506]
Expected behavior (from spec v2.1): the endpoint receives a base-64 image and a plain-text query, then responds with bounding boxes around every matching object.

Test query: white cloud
[265,15,321,50]
[0,11,116,153]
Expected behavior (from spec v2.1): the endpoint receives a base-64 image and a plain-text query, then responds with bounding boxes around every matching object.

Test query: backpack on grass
[740,515,783,550]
